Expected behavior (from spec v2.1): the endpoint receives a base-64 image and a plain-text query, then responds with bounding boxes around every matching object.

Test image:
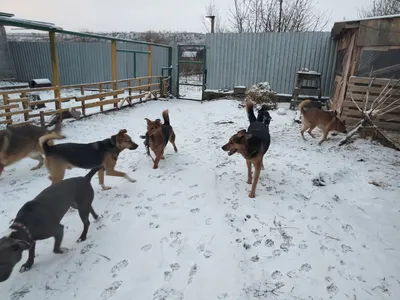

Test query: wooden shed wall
[342,76,400,132]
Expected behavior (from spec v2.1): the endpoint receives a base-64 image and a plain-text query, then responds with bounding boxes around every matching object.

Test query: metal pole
[133,53,137,78]
[278,0,283,32]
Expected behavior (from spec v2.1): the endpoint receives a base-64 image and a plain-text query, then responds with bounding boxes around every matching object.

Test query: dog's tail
[299,99,312,114]
[162,109,170,126]
[39,132,66,154]
[245,100,257,123]
[85,167,102,181]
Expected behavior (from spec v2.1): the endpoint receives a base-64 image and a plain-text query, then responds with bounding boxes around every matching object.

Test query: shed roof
[331,14,400,38]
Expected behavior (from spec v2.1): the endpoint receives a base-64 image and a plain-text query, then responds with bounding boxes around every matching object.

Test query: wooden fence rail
[0,76,170,126]
[342,76,400,132]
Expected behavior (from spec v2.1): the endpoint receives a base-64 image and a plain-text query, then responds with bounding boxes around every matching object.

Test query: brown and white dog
[299,99,347,145]
[0,122,62,176]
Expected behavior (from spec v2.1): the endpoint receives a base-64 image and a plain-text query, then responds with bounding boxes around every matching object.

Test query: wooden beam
[49,31,61,110]
[111,40,118,108]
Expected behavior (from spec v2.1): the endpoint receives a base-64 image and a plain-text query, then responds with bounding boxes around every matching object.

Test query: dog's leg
[246,160,252,184]
[98,168,111,190]
[29,153,44,171]
[153,150,164,169]
[53,224,66,253]
[249,159,262,198]
[45,158,66,184]
[77,209,90,243]
[307,125,316,138]
[169,130,178,153]
[318,127,331,145]
[90,206,99,220]
[19,242,36,272]
[103,159,136,183]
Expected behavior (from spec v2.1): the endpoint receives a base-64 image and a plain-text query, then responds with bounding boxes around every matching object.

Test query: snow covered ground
[1,99,399,300]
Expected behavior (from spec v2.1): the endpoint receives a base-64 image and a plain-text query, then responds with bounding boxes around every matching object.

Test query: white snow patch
[0,99,399,300]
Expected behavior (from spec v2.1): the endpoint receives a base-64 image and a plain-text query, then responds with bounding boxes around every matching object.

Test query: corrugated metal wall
[7,41,170,86]
[205,32,337,96]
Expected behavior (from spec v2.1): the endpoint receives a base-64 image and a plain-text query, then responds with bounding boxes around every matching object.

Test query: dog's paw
[19,263,32,273]
[153,165,159,169]
[101,185,112,190]
[53,247,68,254]
[248,191,256,198]
[77,237,86,243]
[247,179,252,184]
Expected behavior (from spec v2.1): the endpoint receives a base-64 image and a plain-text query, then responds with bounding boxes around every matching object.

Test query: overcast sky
[2,0,373,33]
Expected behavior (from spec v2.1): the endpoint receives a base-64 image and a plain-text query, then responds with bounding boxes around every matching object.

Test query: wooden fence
[0,76,170,126]
[342,76,400,132]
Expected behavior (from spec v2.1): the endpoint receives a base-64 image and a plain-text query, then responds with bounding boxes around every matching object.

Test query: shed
[331,14,400,112]
[330,14,400,132]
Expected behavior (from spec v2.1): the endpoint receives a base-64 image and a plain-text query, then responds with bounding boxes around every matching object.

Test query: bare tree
[229,0,330,33]
[358,0,400,18]
[202,1,228,33]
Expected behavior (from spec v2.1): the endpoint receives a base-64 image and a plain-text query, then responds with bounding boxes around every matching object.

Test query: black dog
[222,101,271,198]
[257,104,272,126]
[0,168,100,282]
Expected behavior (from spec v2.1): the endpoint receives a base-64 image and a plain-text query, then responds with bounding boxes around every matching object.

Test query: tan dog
[145,109,178,169]
[0,122,61,176]
[299,99,347,145]
[39,129,138,190]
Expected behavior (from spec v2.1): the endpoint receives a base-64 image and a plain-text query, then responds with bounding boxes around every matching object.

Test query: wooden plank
[342,100,400,113]
[75,89,125,101]
[344,116,400,132]
[0,109,32,117]
[348,84,400,96]
[349,76,400,86]
[0,119,12,125]
[111,40,118,109]
[7,98,29,103]
[0,103,19,110]
[84,97,123,109]
[49,31,61,105]
[345,91,400,103]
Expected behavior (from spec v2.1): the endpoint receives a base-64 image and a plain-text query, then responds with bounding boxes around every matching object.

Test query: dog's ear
[145,118,151,123]
[155,119,161,125]
[12,239,31,251]
[237,129,247,135]
[118,129,127,135]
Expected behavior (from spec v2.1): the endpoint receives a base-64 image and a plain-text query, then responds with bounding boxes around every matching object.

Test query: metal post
[206,15,215,33]
[278,0,283,32]
[133,52,137,78]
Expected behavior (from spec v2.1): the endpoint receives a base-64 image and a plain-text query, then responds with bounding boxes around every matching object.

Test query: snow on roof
[331,14,400,38]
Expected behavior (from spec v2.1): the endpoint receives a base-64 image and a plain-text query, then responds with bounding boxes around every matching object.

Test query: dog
[0,167,100,282]
[0,122,62,176]
[39,129,138,190]
[257,104,272,126]
[299,99,347,145]
[222,100,271,198]
[144,109,178,169]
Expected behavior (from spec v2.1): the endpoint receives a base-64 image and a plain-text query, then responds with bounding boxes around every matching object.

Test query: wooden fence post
[111,40,118,108]
[49,31,61,117]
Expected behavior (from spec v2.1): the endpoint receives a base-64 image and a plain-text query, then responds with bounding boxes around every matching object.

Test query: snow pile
[245,82,277,107]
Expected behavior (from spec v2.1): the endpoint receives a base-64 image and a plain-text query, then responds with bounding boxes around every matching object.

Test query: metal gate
[176,45,206,100]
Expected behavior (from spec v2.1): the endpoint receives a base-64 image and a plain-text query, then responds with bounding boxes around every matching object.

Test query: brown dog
[145,109,177,169]
[39,129,138,190]
[0,122,61,176]
[222,101,271,198]
[299,99,347,145]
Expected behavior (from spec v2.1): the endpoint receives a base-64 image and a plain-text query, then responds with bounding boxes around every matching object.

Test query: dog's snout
[130,143,139,150]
